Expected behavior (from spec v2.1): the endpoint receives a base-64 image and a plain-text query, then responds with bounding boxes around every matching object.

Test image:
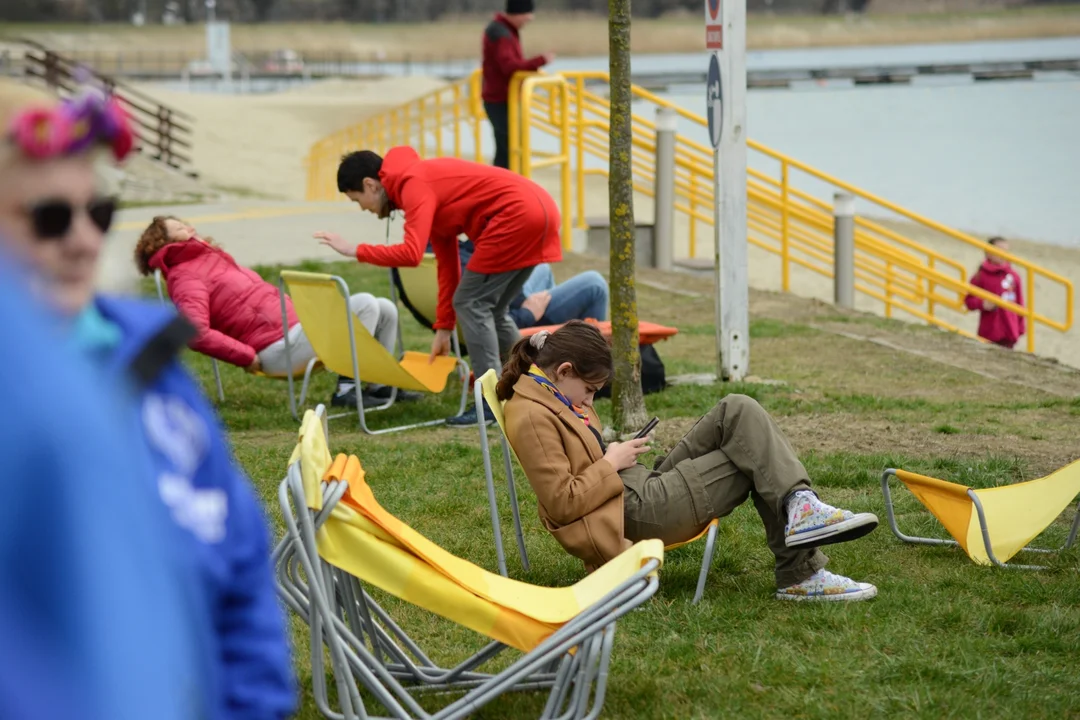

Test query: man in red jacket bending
[481,0,553,169]
[314,146,563,426]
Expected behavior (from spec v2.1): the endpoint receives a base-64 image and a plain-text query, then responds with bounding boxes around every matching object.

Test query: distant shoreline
[4,7,1080,60]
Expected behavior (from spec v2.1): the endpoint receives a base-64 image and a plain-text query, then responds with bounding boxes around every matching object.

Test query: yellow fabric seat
[279,270,469,434]
[323,454,663,652]
[276,406,663,719]
[881,463,1080,568]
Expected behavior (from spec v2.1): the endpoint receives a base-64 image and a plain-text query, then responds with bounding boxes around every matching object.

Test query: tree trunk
[607,0,648,435]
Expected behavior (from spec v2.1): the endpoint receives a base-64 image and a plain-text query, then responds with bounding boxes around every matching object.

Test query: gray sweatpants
[258,293,398,389]
[453,267,535,378]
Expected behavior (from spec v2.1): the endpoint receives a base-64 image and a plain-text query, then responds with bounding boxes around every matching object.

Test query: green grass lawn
[165,258,1080,719]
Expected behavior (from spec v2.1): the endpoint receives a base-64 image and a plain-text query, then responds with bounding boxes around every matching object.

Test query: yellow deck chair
[476,369,721,603]
[279,270,469,434]
[392,253,468,353]
[277,405,663,720]
[155,268,324,411]
[881,464,1080,569]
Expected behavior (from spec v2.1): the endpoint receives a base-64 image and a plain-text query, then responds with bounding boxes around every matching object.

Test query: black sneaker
[445,400,495,427]
[330,385,382,409]
[366,385,425,403]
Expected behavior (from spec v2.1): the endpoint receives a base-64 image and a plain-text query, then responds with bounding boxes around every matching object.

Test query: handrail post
[689,175,698,259]
[452,84,461,158]
[575,76,586,230]
[412,101,420,153]
[434,95,444,156]
[1027,266,1036,353]
[885,261,894,318]
[833,192,855,310]
[560,81,572,251]
[468,70,482,163]
[653,107,677,271]
[927,256,937,320]
[781,160,790,292]
[517,78,530,178]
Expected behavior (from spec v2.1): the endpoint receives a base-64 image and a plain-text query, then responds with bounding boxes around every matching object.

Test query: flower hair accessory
[529,331,550,350]
[7,73,135,163]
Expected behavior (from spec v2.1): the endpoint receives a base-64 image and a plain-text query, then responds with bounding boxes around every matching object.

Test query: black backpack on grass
[595,344,667,398]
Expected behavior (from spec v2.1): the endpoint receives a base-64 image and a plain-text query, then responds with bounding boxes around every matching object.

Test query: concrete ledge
[673,258,714,277]
[580,216,657,268]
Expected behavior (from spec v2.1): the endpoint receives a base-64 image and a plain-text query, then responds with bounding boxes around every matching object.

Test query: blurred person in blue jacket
[0,248,209,720]
[0,78,295,719]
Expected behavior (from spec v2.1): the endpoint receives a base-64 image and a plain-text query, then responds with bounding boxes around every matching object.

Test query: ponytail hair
[496,320,613,401]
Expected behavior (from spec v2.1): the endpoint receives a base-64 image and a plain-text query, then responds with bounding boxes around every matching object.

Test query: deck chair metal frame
[881,468,1080,570]
[154,268,225,402]
[278,272,469,435]
[275,407,661,719]
[476,369,720,603]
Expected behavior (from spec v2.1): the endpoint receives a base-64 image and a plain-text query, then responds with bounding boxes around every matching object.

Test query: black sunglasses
[27,197,117,241]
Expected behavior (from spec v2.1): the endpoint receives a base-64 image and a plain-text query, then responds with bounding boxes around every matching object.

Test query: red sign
[705,0,722,48]
[706,24,723,50]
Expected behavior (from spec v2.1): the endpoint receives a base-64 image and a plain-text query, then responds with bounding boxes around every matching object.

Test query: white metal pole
[709,0,749,381]
[653,107,677,272]
[833,192,856,309]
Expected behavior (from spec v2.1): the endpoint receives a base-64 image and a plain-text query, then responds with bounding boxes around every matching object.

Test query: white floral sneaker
[784,490,879,548]
[776,568,878,602]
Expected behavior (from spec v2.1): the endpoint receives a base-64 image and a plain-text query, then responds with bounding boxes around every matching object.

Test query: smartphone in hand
[634,416,659,440]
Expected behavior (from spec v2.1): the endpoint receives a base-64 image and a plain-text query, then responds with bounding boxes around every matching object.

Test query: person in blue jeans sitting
[459,239,609,328]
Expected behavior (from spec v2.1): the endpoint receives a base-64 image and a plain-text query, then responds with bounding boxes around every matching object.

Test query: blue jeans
[522,264,609,325]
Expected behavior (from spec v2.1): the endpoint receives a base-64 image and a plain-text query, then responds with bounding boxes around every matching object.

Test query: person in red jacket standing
[313,146,563,426]
[964,236,1026,349]
[135,216,418,409]
[482,0,554,169]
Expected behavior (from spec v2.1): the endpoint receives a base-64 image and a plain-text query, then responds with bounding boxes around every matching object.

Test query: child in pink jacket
[965,236,1026,349]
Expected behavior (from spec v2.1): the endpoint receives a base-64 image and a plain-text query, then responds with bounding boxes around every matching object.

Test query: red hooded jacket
[481,14,548,104]
[354,146,563,330]
[964,260,1026,347]
[149,240,299,367]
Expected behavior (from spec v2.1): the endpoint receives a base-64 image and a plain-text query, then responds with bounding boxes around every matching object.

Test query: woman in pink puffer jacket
[135,216,419,408]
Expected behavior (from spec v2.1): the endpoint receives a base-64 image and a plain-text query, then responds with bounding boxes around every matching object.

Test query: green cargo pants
[620,394,828,588]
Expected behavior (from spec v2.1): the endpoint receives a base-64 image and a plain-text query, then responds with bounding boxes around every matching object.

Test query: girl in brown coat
[500,321,878,602]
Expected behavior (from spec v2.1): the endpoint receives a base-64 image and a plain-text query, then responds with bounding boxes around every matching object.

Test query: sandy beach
[129,77,447,200]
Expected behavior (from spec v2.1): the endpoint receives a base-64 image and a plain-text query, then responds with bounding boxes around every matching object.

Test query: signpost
[705,0,749,381]
[205,1,232,91]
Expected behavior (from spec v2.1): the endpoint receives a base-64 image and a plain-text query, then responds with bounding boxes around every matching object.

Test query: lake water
[659,75,1080,248]
[555,37,1080,248]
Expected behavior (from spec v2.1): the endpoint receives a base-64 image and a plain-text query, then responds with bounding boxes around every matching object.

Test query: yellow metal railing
[509,74,573,248]
[304,69,1072,355]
